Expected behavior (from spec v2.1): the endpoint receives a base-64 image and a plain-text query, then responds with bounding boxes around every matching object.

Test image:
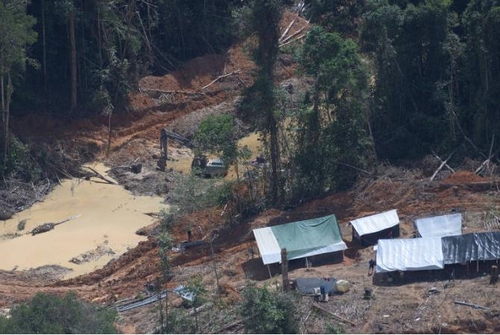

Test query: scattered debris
[312,302,356,326]
[172,240,207,252]
[454,300,490,311]
[173,285,196,302]
[69,245,115,264]
[427,287,440,296]
[213,318,246,334]
[81,166,117,184]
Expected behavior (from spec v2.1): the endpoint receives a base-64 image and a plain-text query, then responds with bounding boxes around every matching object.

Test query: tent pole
[267,265,272,279]
[281,248,289,291]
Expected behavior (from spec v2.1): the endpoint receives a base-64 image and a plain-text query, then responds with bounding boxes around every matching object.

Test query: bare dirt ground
[3,11,500,334]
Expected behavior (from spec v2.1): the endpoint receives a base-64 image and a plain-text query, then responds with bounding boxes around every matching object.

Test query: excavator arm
[158,128,196,171]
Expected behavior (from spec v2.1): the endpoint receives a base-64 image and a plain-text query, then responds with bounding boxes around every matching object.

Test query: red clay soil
[0,7,311,309]
[3,11,500,334]
[442,171,485,183]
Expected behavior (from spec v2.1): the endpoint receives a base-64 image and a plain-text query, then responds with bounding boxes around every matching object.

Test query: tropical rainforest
[1,0,500,205]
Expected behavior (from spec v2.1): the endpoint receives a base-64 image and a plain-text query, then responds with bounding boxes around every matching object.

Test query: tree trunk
[3,72,13,172]
[1,70,4,124]
[106,109,112,157]
[269,112,280,204]
[96,2,103,68]
[42,0,48,99]
[69,7,77,114]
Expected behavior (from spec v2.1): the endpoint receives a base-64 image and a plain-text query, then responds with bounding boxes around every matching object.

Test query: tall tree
[294,26,370,199]
[251,0,283,205]
[69,2,77,113]
[361,0,452,159]
[460,0,500,150]
[0,0,37,172]
[305,0,366,36]
[154,0,239,63]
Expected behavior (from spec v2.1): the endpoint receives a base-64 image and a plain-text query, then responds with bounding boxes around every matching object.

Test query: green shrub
[326,323,345,334]
[161,308,196,334]
[0,292,118,334]
[239,284,299,334]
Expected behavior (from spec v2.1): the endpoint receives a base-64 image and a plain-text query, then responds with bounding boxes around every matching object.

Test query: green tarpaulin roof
[253,214,347,265]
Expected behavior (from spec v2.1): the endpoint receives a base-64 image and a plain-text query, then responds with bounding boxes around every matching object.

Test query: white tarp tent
[253,227,282,265]
[376,237,444,273]
[350,209,399,236]
[414,213,462,238]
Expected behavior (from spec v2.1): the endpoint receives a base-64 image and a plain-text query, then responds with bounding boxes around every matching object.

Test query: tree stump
[490,265,498,285]
[131,163,142,174]
[157,157,166,171]
[363,287,372,300]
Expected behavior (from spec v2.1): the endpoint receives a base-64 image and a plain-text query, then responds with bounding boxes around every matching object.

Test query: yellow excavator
[158,128,228,177]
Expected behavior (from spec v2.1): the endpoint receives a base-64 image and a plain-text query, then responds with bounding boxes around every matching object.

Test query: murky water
[0,163,168,279]
[0,133,262,279]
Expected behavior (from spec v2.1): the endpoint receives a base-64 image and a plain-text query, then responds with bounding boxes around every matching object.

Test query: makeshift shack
[376,237,444,273]
[350,209,400,246]
[442,231,500,265]
[253,214,347,266]
[414,213,462,238]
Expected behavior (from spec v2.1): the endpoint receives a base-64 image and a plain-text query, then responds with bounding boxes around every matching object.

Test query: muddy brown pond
[0,163,169,279]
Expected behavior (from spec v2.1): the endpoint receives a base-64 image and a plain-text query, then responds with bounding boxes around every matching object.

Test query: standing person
[368,259,376,276]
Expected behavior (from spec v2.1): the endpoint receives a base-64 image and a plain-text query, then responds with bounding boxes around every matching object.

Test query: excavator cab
[191,155,227,178]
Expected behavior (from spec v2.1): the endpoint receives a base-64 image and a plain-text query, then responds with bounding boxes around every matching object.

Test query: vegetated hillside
[2,10,500,335]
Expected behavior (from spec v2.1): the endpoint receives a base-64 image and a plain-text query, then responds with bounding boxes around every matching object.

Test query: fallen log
[475,134,497,175]
[201,70,240,90]
[212,318,246,334]
[82,166,117,185]
[28,214,81,236]
[431,150,455,173]
[312,302,356,326]
[279,14,298,42]
[279,26,307,45]
[430,148,458,182]
[143,212,161,218]
[30,223,55,236]
[454,300,490,311]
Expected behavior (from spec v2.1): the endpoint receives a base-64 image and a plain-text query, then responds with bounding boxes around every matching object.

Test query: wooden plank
[454,300,489,311]
[312,302,356,326]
